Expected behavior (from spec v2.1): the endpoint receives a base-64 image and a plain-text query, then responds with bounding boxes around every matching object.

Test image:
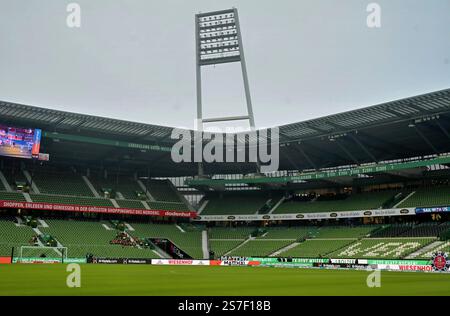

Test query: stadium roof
[1,88,450,176]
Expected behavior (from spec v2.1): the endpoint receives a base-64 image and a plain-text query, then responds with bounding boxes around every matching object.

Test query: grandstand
[274,191,399,214]
[0,218,34,256]
[330,238,436,259]
[398,186,450,208]
[201,191,276,215]
[0,88,449,262]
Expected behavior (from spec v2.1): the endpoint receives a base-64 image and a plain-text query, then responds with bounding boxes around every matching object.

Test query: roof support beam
[413,126,439,154]
[349,134,378,163]
[435,120,450,139]
[302,142,352,166]
[293,144,318,170]
[335,140,360,164]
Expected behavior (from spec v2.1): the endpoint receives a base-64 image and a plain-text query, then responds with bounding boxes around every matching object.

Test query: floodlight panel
[196,9,242,66]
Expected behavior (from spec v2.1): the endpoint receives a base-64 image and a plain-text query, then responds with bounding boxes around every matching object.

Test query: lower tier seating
[227,240,294,257]
[0,218,35,256]
[329,238,436,259]
[279,239,356,258]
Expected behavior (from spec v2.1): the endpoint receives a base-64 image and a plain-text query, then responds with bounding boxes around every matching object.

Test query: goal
[17,246,68,264]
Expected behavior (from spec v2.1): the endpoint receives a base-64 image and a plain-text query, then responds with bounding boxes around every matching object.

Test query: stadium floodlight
[195,8,256,130]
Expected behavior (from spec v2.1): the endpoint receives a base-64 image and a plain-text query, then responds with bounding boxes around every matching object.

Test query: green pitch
[0,265,449,296]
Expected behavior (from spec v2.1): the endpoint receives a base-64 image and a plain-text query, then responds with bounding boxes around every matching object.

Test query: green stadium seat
[29,194,114,207]
[399,186,450,208]
[274,191,399,214]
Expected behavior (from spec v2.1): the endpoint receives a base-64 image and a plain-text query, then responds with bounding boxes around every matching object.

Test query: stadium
[1,2,450,298]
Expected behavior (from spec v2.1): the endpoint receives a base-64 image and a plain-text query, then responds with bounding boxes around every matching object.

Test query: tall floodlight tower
[195,8,256,130]
[195,8,256,175]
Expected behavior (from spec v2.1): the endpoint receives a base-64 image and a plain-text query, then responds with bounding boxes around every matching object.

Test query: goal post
[17,246,68,264]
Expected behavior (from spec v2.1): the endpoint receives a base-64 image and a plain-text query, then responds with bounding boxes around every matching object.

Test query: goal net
[17,246,68,264]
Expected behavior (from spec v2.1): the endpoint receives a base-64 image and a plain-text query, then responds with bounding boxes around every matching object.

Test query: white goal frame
[18,246,68,263]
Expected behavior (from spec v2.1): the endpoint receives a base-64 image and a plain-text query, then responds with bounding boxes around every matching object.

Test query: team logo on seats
[431,252,449,271]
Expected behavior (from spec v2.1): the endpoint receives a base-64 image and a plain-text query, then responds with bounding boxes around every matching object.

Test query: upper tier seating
[116,199,146,209]
[147,201,189,211]
[0,191,26,202]
[32,171,93,196]
[202,191,271,215]
[146,180,182,202]
[274,190,398,214]
[90,176,143,200]
[30,194,114,207]
[398,186,450,208]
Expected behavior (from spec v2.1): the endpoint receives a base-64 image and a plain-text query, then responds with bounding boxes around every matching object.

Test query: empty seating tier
[399,186,450,208]
[32,172,93,197]
[274,191,398,214]
[227,240,294,257]
[202,192,271,215]
[209,240,244,257]
[0,218,34,256]
[90,176,143,200]
[147,201,189,211]
[39,219,158,259]
[131,223,203,259]
[0,191,26,202]
[116,199,146,209]
[279,239,356,258]
[329,238,436,259]
[30,194,114,207]
[146,180,182,202]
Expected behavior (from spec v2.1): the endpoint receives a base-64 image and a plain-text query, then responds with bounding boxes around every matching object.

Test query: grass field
[0,265,449,296]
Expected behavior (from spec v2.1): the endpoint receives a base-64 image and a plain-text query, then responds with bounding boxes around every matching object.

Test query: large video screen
[0,125,42,159]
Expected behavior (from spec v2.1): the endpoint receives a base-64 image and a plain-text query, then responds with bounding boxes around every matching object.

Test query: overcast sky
[0,0,449,130]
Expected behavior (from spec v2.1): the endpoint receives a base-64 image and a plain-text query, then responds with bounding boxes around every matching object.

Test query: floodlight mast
[195,8,257,175]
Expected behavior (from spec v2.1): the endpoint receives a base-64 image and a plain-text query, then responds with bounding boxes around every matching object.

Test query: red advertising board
[0,200,196,218]
[0,257,11,264]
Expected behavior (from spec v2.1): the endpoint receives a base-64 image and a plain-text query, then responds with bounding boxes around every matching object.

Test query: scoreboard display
[0,125,42,159]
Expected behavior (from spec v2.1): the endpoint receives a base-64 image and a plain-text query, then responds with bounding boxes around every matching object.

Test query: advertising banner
[151,259,210,265]
[250,257,329,264]
[0,200,196,218]
[0,257,11,264]
[12,257,87,264]
[92,258,152,264]
[375,264,433,271]
[194,208,415,221]
[415,206,450,214]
